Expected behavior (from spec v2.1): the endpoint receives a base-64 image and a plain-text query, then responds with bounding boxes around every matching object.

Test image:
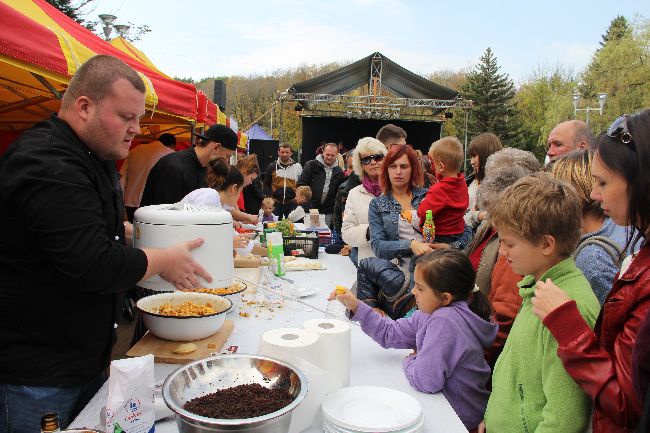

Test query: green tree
[600,15,632,47]
[455,47,524,149]
[516,66,577,160]
[580,17,650,133]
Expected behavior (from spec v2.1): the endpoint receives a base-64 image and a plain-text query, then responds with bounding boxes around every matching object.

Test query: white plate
[323,414,424,433]
[322,386,422,432]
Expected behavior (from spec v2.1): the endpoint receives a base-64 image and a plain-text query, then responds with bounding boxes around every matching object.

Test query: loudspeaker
[213,80,226,111]
[248,139,279,176]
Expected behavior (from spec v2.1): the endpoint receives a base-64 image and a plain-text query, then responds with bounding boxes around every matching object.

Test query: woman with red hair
[356,144,431,318]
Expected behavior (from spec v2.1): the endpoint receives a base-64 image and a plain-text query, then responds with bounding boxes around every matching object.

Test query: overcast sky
[91,0,649,84]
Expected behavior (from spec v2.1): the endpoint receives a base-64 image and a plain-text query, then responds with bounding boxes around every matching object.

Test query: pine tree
[600,16,631,47]
[456,48,524,150]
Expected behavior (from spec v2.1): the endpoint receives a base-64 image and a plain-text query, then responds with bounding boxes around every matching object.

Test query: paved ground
[111,312,138,360]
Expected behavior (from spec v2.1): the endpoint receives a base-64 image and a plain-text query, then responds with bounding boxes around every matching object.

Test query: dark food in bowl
[183,383,294,419]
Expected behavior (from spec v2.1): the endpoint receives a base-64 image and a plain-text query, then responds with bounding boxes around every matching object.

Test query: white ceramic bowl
[137,292,231,342]
[184,282,248,315]
[217,282,247,314]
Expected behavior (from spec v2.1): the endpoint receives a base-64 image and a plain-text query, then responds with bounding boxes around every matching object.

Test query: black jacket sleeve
[297,161,313,187]
[263,162,274,197]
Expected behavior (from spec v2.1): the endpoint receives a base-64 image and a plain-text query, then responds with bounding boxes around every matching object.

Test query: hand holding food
[328,285,359,314]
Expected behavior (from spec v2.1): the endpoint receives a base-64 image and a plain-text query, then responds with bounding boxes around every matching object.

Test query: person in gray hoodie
[330,249,498,431]
[297,142,345,227]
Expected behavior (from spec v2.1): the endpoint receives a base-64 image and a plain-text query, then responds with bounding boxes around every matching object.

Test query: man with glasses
[546,120,594,164]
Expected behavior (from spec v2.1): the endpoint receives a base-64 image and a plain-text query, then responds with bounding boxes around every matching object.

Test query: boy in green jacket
[481,173,600,433]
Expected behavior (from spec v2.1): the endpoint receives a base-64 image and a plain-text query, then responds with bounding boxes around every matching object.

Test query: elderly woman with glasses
[341,137,387,262]
[531,110,650,433]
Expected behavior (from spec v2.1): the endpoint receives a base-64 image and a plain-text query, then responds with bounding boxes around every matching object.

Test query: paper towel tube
[303,319,351,386]
[258,328,321,367]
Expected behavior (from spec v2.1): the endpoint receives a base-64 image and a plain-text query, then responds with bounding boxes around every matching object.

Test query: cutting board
[127,320,234,364]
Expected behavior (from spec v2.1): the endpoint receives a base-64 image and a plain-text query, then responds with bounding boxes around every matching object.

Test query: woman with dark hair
[181,159,252,253]
[232,154,262,224]
[355,144,429,319]
[532,110,650,433]
[465,133,503,226]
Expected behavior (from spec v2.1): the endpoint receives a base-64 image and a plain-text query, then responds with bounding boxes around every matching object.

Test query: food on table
[285,260,323,269]
[151,301,218,317]
[173,343,198,355]
[185,281,247,295]
[183,383,293,419]
[273,219,295,237]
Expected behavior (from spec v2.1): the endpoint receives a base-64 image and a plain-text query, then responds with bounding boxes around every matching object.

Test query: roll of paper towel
[303,319,351,386]
[258,328,321,366]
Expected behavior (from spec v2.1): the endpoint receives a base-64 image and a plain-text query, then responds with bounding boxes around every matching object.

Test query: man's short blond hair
[296,186,312,201]
[489,172,582,257]
[429,136,464,173]
[61,55,145,110]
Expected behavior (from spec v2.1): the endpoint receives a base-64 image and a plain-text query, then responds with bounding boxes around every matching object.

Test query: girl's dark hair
[592,109,650,250]
[416,249,492,321]
[206,158,244,191]
[468,132,503,182]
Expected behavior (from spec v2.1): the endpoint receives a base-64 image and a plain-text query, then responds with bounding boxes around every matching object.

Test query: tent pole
[278,99,285,144]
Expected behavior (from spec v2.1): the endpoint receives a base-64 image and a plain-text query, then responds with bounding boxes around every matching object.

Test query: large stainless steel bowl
[162,354,308,433]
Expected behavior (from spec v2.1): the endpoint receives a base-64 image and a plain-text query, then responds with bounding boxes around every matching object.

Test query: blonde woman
[551,149,637,304]
[341,137,387,261]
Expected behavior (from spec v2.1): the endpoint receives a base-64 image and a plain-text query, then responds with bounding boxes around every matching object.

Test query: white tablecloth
[71,253,467,433]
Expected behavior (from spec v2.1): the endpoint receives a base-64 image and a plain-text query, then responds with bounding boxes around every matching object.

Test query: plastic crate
[282,234,319,259]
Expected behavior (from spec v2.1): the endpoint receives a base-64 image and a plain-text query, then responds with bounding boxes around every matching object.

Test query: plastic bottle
[266,231,286,276]
[423,209,436,243]
[41,413,60,433]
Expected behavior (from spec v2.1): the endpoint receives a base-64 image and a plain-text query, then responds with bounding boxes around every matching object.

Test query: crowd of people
[0,55,648,433]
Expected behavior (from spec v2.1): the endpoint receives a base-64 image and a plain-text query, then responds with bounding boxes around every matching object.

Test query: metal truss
[280,92,473,110]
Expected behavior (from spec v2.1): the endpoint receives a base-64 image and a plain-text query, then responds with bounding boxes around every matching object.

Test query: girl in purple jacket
[330,249,498,431]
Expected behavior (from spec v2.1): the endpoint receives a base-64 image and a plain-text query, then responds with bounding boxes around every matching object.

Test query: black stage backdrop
[299,116,442,163]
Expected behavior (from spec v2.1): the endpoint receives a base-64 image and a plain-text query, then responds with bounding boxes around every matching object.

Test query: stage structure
[277,52,473,162]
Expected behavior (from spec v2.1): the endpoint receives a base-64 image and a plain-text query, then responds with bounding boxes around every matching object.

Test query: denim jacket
[368,187,428,260]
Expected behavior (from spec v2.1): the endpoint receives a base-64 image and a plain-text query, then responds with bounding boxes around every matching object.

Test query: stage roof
[288,52,458,100]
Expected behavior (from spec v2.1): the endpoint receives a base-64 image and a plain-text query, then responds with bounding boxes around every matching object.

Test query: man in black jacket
[0,55,211,432]
[140,124,237,206]
[298,142,345,227]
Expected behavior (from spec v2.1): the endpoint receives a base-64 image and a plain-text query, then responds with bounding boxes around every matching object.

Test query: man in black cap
[141,124,238,206]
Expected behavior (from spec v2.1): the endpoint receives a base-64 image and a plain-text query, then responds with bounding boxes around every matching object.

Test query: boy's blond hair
[429,137,464,173]
[489,172,582,257]
[261,197,275,208]
[296,185,312,201]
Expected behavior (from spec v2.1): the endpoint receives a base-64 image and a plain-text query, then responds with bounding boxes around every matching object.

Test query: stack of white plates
[322,386,424,433]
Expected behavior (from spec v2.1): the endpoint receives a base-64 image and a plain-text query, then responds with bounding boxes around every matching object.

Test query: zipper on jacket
[518,383,531,433]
